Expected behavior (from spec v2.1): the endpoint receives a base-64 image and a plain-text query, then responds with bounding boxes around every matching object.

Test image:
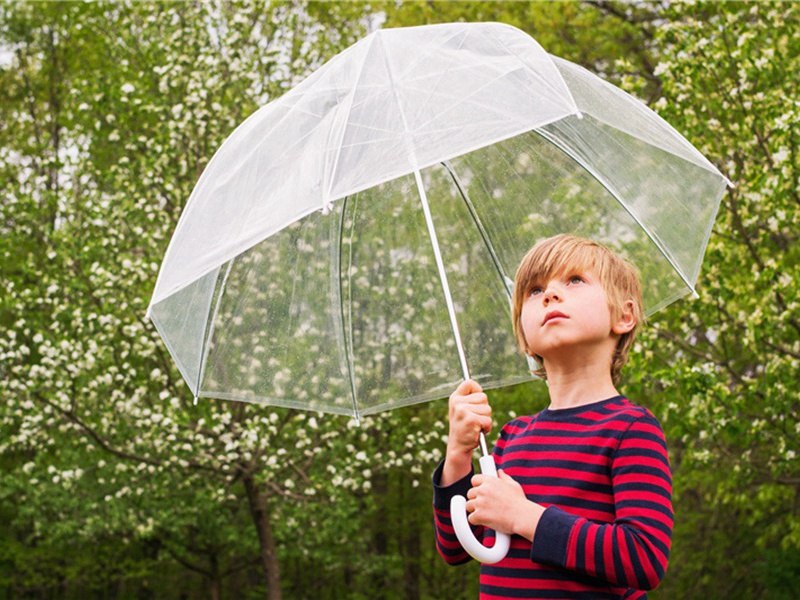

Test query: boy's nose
[543,286,561,304]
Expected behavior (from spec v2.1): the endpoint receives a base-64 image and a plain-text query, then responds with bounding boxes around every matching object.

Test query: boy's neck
[543,360,620,410]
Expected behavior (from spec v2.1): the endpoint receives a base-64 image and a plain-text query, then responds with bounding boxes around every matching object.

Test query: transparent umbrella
[147,22,730,563]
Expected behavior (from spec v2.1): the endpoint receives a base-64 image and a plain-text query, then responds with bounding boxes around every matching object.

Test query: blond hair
[512,234,644,383]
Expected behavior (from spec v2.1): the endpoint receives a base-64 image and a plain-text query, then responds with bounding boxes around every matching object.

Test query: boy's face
[519,268,619,362]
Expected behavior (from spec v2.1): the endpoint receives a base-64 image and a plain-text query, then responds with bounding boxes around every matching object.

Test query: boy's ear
[612,300,637,335]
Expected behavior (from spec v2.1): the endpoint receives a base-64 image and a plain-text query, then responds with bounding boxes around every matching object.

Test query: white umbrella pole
[413,170,490,459]
[415,169,510,564]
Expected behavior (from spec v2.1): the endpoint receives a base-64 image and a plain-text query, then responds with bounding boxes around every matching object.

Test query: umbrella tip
[193,396,199,406]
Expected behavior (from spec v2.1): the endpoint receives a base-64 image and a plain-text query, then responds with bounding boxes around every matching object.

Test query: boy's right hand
[441,379,492,486]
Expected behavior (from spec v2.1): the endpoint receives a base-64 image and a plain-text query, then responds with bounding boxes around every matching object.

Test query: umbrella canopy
[147,22,729,419]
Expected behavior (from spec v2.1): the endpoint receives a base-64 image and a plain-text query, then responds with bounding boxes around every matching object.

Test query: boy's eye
[529,286,543,296]
[568,275,584,285]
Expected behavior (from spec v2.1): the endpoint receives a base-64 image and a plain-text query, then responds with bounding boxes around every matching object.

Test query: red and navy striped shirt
[433,396,673,599]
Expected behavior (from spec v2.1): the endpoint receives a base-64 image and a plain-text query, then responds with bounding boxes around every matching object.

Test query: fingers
[454,378,483,396]
[467,504,478,524]
[466,474,486,517]
[449,379,491,421]
[464,472,516,527]
[451,380,488,409]
[447,379,493,454]
[465,485,487,525]
[465,493,479,522]
[497,470,521,489]
[470,474,484,489]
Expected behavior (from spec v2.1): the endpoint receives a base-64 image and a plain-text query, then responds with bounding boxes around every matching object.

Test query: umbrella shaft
[479,431,489,457]
[414,169,471,381]
[414,169,491,461]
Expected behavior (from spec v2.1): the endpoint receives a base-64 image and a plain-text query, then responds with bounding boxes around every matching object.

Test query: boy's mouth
[542,310,568,325]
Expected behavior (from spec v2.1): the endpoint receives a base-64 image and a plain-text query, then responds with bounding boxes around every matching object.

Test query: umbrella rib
[195,258,235,399]
[442,161,513,299]
[335,195,360,422]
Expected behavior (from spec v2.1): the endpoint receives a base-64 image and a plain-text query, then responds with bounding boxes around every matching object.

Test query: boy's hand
[440,379,492,486]
[466,470,544,541]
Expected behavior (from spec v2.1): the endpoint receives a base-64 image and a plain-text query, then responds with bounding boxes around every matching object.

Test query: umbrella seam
[149,311,202,397]
[442,160,513,300]
[325,34,379,205]
[492,34,580,118]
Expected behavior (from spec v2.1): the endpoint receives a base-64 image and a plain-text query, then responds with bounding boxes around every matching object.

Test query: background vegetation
[1,1,797,598]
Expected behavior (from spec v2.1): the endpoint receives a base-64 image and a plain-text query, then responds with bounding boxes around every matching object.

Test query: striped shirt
[433,396,673,599]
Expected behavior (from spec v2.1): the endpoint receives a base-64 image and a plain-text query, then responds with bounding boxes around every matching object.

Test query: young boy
[433,235,673,599]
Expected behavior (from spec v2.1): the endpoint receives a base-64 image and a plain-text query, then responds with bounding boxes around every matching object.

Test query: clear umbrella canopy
[147,22,729,419]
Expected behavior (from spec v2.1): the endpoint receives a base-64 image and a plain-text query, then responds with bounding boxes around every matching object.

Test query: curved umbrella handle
[450,455,511,564]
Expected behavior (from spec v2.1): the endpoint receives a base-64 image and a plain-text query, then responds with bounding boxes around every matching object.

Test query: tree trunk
[370,472,390,595]
[209,552,221,600]
[243,474,282,600]
[399,475,421,600]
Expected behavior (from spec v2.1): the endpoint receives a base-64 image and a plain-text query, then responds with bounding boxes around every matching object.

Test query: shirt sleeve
[529,412,674,590]
[431,461,477,565]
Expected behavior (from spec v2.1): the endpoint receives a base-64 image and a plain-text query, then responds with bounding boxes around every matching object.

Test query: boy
[433,235,673,599]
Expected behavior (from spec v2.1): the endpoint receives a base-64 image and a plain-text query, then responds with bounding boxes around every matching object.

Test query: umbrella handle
[449,455,511,564]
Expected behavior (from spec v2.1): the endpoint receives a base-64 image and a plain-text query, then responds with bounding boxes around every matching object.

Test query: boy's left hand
[465,470,544,541]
